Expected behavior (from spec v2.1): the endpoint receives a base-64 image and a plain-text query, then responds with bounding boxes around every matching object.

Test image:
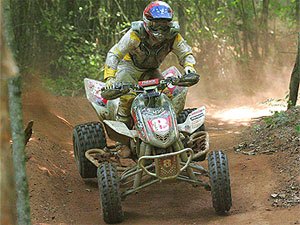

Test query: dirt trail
[23,87,299,225]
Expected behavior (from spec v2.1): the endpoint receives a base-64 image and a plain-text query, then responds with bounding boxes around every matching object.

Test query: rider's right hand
[184,66,196,75]
[105,77,116,89]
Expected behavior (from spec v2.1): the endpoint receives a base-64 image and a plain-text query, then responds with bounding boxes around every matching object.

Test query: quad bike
[73,67,232,224]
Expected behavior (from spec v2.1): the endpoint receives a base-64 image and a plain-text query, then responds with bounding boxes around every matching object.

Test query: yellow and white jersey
[104,23,196,80]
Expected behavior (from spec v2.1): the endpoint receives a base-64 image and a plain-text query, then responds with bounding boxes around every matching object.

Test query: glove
[105,77,116,89]
[184,66,196,75]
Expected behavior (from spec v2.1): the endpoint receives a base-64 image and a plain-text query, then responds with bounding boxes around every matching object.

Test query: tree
[1,2,32,224]
[0,2,17,224]
[288,33,300,109]
[261,0,270,58]
[296,0,300,31]
[177,2,186,38]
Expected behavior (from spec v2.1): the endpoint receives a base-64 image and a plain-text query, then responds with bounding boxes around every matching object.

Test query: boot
[116,113,133,129]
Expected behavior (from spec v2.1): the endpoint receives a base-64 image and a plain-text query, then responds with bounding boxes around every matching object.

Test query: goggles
[148,20,171,32]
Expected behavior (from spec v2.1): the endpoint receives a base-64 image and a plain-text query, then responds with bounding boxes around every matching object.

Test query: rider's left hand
[184,66,196,75]
[105,77,116,89]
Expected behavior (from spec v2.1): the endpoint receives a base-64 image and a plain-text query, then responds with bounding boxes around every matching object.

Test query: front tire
[208,150,232,214]
[73,122,106,178]
[97,162,124,224]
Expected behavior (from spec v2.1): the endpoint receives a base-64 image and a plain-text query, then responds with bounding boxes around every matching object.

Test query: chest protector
[130,21,180,70]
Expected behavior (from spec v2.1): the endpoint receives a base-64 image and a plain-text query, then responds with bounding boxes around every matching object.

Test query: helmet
[143,1,174,42]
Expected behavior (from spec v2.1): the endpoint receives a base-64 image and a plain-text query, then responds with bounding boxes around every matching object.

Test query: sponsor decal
[191,108,205,115]
[163,159,172,168]
[138,79,159,87]
[190,113,204,121]
[149,118,170,133]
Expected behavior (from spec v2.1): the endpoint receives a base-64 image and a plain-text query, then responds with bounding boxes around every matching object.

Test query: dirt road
[23,88,299,225]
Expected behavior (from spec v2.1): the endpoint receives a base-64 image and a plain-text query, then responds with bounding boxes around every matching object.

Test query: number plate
[155,155,180,179]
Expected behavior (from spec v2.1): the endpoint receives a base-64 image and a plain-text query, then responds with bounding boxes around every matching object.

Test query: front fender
[103,120,137,145]
[178,106,206,133]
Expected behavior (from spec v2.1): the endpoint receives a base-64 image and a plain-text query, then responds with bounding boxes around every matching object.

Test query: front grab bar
[138,148,194,180]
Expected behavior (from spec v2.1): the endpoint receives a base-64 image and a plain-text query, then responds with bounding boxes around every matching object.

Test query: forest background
[2,0,299,96]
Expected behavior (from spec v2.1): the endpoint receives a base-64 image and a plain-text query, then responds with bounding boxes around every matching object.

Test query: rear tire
[97,162,124,224]
[177,108,205,131]
[73,122,106,178]
[208,150,232,214]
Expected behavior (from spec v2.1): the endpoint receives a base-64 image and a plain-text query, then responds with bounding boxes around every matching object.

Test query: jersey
[104,21,196,80]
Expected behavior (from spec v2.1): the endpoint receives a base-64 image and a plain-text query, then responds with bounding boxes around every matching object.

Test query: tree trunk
[0,3,18,224]
[2,2,32,222]
[261,0,269,58]
[8,76,32,225]
[2,0,15,52]
[288,33,300,109]
[241,0,260,59]
[178,2,186,38]
[296,0,300,31]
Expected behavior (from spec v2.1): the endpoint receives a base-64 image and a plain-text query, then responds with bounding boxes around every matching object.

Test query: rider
[104,1,197,127]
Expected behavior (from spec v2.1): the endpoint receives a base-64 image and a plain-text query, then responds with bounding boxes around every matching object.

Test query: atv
[73,66,232,224]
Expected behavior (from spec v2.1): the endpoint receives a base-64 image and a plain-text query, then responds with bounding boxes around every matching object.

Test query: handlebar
[101,73,200,100]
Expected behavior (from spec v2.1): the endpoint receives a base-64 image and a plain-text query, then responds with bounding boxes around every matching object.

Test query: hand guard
[178,73,200,87]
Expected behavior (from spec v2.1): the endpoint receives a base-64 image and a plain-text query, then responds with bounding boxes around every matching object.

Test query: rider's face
[148,20,171,42]
[149,20,171,33]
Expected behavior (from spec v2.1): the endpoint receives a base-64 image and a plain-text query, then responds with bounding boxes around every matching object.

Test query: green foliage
[49,25,104,94]
[38,1,106,95]
[270,0,297,27]
[295,125,300,134]
[263,109,300,132]
[263,111,289,128]
[43,76,82,96]
[252,124,262,133]
[37,0,143,95]
[8,0,299,95]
